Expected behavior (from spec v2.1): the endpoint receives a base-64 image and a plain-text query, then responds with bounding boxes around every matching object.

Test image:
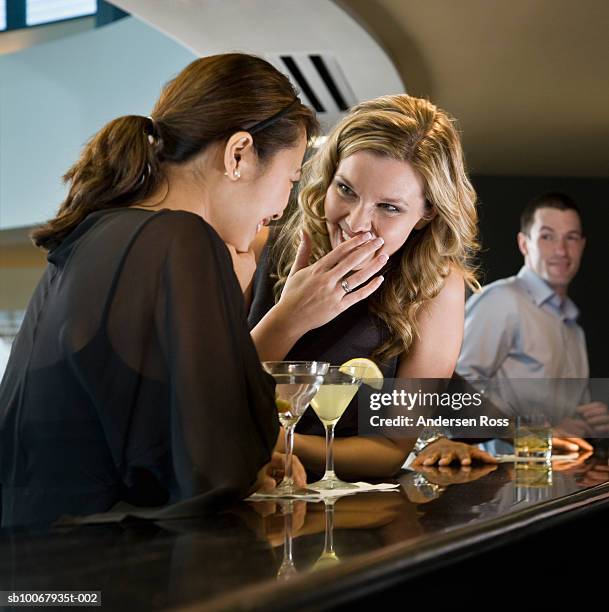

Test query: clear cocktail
[262,361,329,496]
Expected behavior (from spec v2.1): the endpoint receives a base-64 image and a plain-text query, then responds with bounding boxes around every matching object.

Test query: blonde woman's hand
[276,230,387,335]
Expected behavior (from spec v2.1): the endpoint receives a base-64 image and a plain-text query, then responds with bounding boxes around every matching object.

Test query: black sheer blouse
[0,208,278,527]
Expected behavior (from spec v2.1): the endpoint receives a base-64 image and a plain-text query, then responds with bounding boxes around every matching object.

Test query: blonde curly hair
[272,94,480,364]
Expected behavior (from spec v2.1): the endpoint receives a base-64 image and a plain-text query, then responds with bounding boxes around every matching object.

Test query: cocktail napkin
[247,481,400,502]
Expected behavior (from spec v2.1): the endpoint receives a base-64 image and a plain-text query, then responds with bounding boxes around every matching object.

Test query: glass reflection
[3,457,608,611]
[276,501,298,581]
[310,496,343,571]
[513,462,553,503]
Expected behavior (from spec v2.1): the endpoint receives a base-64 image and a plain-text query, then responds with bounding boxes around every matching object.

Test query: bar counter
[1,455,609,610]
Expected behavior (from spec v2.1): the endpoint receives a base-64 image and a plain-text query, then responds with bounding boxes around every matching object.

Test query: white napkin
[247,481,400,502]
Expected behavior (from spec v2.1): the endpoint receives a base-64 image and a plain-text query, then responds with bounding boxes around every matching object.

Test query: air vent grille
[268,53,356,117]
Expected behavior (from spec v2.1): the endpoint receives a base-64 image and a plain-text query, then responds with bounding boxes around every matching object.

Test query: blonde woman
[249,95,497,477]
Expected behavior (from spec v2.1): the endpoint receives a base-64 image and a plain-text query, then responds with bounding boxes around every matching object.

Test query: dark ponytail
[32,115,162,250]
[32,53,318,251]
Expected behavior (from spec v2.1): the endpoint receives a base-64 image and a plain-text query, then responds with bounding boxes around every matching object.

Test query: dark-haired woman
[0,53,382,527]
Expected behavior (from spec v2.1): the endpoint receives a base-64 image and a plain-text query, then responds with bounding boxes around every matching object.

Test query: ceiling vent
[109,0,405,132]
[267,52,356,125]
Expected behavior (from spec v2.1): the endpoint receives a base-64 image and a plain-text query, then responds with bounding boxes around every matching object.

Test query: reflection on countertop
[1,455,608,610]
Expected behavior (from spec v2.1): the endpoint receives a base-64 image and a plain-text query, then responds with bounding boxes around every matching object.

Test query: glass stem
[283,424,295,487]
[323,422,336,480]
[324,500,335,554]
[283,503,294,561]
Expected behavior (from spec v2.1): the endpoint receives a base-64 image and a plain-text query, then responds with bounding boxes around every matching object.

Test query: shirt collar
[516,266,580,322]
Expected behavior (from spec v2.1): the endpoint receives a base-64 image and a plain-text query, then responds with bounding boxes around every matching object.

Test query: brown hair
[520,192,582,235]
[32,53,318,251]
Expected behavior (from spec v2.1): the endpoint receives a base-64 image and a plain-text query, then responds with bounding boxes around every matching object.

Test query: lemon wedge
[340,358,384,390]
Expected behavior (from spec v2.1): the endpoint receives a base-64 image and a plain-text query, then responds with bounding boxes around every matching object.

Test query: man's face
[517,207,586,296]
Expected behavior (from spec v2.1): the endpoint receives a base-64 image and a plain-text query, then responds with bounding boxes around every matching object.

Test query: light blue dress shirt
[456,266,589,423]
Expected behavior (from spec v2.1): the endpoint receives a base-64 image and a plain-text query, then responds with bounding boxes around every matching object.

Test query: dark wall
[470,175,609,377]
[96,1,129,27]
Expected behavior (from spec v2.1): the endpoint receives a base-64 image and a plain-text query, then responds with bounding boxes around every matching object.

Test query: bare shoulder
[399,266,465,378]
[443,265,465,292]
[429,266,465,310]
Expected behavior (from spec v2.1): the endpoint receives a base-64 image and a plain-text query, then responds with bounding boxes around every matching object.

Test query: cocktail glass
[262,361,329,497]
[309,365,365,490]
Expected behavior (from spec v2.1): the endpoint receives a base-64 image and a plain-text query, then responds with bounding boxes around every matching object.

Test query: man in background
[457,192,608,451]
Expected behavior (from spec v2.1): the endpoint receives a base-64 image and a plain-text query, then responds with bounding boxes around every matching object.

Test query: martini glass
[262,361,329,497]
[309,365,365,491]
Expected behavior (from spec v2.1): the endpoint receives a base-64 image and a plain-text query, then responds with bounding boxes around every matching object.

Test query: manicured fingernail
[373,237,384,246]
[378,275,384,283]
[363,232,372,240]
[379,254,389,263]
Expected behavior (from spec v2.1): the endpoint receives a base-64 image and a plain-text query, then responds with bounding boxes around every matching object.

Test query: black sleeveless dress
[248,241,398,439]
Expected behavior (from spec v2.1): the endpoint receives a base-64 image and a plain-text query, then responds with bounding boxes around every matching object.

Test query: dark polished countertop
[2,454,609,611]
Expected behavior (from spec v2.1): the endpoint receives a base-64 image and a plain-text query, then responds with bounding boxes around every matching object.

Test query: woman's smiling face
[324,150,429,265]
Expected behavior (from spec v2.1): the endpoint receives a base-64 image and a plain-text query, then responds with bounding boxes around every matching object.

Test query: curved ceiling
[340,0,609,177]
